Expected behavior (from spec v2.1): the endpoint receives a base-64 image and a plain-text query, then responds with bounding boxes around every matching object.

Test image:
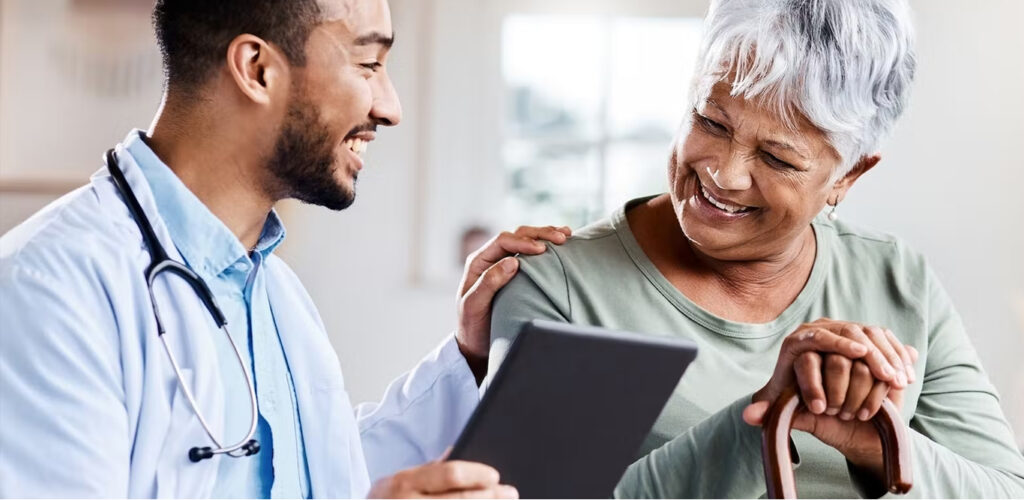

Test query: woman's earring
[828,201,840,221]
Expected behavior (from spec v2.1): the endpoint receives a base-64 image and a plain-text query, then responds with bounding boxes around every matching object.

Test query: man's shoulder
[1,183,140,285]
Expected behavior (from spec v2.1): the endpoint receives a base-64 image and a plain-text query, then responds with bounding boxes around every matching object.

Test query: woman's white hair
[691,0,916,178]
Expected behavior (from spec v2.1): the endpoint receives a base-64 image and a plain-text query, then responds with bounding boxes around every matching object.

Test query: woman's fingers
[885,328,916,384]
[839,361,874,421]
[864,326,908,387]
[781,327,869,363]
[857,380,890,421]
[795,352,826,414]
[836,324,902,388]
[822,353,852,416]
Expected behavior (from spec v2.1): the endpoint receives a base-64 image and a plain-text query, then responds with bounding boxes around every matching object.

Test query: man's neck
[145,97,276,251]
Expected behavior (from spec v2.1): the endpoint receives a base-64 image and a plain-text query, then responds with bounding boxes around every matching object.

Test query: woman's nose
[708,151,753,191]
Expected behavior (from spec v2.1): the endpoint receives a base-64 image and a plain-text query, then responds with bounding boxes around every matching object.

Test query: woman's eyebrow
[763,139,809,160]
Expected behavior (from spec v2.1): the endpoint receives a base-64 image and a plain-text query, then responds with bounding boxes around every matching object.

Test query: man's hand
[456,225,571,383]
[368,459,518,499]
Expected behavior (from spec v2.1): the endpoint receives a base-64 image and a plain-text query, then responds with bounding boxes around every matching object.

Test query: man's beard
[266,93,355,211]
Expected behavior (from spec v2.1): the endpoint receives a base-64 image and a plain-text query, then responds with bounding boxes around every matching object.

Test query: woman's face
[669,81,852,261]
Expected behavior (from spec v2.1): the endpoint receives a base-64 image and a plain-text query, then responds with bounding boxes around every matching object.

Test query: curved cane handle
[761,387,913,498]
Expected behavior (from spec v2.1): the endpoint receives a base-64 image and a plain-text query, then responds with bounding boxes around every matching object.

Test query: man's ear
[830,153,881,203]
[225,34,287,105]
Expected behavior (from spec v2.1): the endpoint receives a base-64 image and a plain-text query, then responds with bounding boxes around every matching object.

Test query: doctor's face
[266,0,402,210]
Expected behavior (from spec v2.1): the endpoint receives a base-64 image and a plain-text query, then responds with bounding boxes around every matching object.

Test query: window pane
[607,18,704,140]
[503,138,601,226]
[604,141,673,210]
[503,16,606,141]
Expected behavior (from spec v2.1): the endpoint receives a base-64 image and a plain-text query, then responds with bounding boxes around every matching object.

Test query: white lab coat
[0,141,479,497]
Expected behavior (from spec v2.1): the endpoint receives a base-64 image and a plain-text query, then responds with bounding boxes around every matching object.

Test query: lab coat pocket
[155,368,217,498]
[304,382,364,497]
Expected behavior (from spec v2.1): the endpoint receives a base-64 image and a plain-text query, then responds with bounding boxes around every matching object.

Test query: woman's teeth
[700,184,753,214]
[343,138,368,156]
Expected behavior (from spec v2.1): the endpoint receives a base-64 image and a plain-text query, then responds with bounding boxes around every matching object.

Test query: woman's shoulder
[816,215,928,268]
[814,215,935,308]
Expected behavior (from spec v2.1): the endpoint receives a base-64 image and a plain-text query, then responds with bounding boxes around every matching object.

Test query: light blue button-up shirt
[127,134,310,498]
[0,129,480,498]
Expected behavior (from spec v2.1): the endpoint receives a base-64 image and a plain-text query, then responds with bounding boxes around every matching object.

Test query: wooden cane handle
[761,387,913,498]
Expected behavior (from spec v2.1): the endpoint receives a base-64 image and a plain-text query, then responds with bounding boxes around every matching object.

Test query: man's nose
[371,73,402,127]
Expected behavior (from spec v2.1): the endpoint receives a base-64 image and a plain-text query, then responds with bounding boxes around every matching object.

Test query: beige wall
[1,0,1021,445]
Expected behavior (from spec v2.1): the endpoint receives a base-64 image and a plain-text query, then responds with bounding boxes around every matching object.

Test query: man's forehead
[318,0,392,36]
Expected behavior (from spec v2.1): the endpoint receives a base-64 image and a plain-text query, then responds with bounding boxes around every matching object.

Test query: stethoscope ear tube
[105,147,261,463]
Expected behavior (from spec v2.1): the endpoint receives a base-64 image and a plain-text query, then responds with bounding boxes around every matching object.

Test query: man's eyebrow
[353,31,394,48]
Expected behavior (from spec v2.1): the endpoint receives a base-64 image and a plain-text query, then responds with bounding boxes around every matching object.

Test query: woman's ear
[225,34,287,106]
[830,154,881,203]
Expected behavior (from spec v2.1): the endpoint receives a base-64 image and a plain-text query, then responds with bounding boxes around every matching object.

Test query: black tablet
[449,320,698,499]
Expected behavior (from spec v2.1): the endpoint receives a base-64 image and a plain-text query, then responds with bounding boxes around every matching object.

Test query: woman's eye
[697,114,728,135]
[762,151,796,170]
[360,62,382,72]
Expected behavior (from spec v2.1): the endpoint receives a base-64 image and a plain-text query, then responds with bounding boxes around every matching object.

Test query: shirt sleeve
[486,245,572,386]
[355,334,480,484]
[613,393,769,498]
[0,265,130,497]
[851,266,1024,498]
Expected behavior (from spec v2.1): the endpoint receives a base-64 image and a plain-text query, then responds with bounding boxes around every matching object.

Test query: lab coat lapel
[266,264,368,498]
[100,144,224,497]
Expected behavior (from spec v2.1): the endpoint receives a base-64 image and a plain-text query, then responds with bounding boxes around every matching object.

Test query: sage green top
[488,197,1024,498]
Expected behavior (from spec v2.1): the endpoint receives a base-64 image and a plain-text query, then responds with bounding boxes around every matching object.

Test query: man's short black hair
[152,0,322,91]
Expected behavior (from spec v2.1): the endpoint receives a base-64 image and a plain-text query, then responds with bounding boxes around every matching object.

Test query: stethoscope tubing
[105,148,261,463]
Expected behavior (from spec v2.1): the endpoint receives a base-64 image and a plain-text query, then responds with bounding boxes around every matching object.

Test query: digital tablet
[448,320,698,499]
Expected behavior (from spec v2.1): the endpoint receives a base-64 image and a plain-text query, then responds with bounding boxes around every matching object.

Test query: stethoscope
[105,149,261,463]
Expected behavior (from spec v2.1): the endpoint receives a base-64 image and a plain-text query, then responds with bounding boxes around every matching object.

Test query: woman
[488,0,1024,497]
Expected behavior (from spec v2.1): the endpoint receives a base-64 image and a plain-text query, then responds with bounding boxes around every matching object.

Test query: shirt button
[234,261,251,272]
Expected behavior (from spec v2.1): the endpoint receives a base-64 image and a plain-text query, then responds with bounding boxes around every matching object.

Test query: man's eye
[360,62,382,72]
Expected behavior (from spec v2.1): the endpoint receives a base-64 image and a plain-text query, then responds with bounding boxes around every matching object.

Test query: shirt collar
[123,129,286,278]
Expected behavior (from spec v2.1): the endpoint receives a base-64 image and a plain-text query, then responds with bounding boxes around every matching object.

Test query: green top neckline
[610,196,833,339]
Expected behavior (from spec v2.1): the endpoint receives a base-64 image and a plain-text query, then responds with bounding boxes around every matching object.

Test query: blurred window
[502,15,704,227]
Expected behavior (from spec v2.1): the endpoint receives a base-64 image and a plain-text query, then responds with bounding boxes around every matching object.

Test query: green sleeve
[614,394,769,498]
[486,245,573,384]
[859,266,1024,498]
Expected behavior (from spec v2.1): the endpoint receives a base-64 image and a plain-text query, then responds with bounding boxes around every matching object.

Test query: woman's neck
[628,195,818,323]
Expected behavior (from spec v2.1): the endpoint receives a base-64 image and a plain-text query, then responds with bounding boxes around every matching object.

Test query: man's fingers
[416,461,502,494]
[460,229,567,296]
[513,225,572,242]
[795,352,826,414]
[430,485,519,499]
[461,258,519,316]
[822,354,852,416]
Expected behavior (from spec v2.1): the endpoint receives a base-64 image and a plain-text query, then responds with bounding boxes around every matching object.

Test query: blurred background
[1,0,1021,446]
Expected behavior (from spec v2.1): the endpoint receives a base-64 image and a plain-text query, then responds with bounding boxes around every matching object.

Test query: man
[0,0,570,497]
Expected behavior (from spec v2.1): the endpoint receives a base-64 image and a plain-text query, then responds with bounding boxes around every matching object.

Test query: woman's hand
[743,318,919,479]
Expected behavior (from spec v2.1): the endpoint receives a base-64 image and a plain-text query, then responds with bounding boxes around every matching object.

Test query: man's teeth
[700,184,752,214]
[343,138,368,155]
